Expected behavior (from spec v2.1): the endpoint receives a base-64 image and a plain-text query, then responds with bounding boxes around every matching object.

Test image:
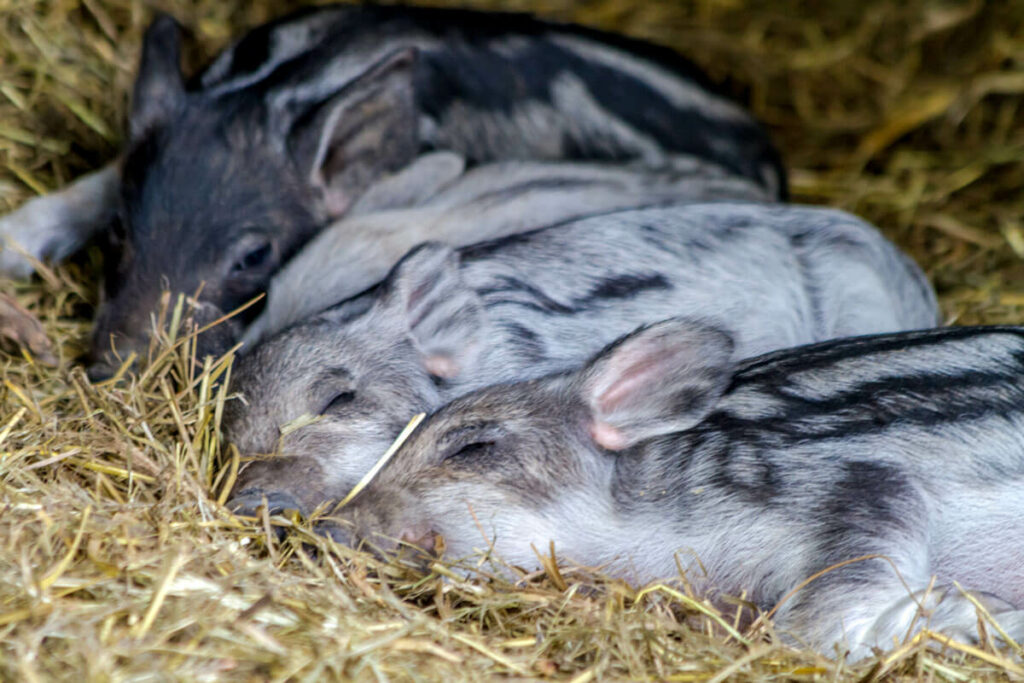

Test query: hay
[1,0,1023,679]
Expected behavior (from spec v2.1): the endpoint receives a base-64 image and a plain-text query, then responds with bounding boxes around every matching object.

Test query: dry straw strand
[0,0,1022,680]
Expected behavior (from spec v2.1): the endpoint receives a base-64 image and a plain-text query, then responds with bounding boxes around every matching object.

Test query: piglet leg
[778,563,1024,660]
[0,162,120,278]
[0,293,56,365]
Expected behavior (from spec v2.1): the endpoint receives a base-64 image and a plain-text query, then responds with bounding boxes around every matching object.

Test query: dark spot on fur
[579,273,671,303]
[502,322,546,362]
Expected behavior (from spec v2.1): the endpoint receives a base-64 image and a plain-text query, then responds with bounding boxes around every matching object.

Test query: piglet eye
[322,390,356,414]
[231,241,273,274]
[444,441,495,462]
[438,423,505,462]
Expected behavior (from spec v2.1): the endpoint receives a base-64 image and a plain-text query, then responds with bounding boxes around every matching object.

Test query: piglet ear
[384,243,486,380]
[130,14,186,140]
[578,318,735,451]
[287,48,419,219]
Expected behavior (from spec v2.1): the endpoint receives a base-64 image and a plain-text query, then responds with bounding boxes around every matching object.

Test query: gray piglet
[331,320,1024,659]
[226,202,938,515]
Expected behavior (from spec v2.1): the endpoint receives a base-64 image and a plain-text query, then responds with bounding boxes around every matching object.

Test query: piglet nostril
[85,347,140,382]
[228,489,304,518]
[86,360,117,382]
[402,529,437,554]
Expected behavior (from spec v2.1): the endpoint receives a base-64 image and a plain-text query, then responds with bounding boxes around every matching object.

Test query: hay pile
[1,0,1023,679]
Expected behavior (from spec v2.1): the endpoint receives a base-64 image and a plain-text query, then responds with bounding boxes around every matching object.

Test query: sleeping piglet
[226,202,938,515]
[328,320,1024,659]
[0,5,786,378]
[242,152,772,342]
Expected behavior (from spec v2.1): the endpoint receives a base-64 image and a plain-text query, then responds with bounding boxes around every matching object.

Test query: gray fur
[242,154,771,342]
[0,164,120,278]
[0,5,785,379]
[226,202,938,512]
[327,321,1024,659]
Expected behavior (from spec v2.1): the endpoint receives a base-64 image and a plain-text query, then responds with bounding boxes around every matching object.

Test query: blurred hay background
[1,0,1022,680]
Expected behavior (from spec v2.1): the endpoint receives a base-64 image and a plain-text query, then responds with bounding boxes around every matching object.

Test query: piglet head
[222,242,493,516]
[333,318,737,571]
[88,14,420,380]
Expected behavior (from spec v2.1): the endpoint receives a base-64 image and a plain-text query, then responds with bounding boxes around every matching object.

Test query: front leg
[0,161,121,278]
[776,560,1024,659]
[866,587,1024,651]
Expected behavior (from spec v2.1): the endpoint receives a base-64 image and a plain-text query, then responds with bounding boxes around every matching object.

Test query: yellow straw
[336,413,425,508]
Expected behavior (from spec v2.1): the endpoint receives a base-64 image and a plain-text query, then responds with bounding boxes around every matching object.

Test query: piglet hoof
[0,293,57,365]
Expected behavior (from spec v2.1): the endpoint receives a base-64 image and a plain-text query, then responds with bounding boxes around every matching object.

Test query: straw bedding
[1,0,1023,679]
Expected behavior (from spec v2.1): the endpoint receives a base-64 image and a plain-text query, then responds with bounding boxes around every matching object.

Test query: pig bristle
[1,0,1023,680]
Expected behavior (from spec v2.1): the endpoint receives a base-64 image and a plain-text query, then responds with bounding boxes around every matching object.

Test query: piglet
[242,153,772,342]
[0,5,786,378]
[226,202,938,516]
[332,319,1024,659]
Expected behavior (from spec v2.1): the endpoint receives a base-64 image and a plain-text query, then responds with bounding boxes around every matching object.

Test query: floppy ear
[130,14,186,140]
[287,48,419,219]
[383,243,486,380]
[578,319,735,451]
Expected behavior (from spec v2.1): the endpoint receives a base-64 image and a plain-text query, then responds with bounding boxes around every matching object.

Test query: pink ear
[590,421,628,451]
[595,350,673,414]
[388,243,486,379]
[423,354,460,379]
[579,318,735,450]
[321,190,351,219]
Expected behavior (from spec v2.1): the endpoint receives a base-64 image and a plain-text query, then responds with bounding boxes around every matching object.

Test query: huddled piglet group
[1,4,1021,660]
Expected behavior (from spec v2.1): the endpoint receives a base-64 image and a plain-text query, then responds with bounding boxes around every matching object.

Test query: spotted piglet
[226,202,938,517]
[330,320,1024,658]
